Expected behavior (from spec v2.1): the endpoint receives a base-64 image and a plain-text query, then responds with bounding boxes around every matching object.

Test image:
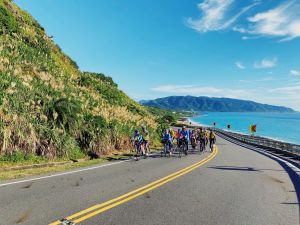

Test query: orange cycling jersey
[175,131,181,139]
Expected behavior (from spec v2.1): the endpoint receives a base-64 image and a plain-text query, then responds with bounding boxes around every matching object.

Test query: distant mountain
[141,96,295,112]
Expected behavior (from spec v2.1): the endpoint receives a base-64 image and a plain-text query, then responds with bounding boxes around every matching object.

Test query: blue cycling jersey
[132,134,143,143]
[163,133,172,142]
[180,130,189,140]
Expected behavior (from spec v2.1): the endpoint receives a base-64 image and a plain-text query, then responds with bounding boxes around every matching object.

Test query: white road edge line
[0,159,130,187]
[0,152,162,187]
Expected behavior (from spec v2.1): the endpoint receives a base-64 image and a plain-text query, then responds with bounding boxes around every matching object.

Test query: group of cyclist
[132,125,216,160]
[162,126,216,155]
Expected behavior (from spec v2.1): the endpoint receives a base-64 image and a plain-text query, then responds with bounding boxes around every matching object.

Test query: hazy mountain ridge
[142,96,295,112]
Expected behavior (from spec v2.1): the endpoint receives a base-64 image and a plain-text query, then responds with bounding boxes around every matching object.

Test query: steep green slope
[0,0,159,160]
[142,96,295,112]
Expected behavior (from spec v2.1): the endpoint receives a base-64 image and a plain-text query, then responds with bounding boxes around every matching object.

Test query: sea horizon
[190,112,300,145]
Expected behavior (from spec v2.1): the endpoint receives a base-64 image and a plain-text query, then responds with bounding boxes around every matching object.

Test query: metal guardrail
[211,128,300,157]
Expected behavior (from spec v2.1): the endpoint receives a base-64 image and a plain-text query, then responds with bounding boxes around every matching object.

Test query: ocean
[190,112,300,145]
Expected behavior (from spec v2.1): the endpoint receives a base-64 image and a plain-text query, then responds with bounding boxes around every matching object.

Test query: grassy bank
[0,157,108,181]
[0,0,173,165]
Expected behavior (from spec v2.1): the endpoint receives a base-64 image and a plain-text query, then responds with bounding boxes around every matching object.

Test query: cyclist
[205,129,209,147]
[190,129,197,150]
[162,129,173,154]
[132,129,144,160]
[188,129,192,139]
[142,126,150,157]
[180,126,189,152]
[199,127,206,152]
[175,129,181,147]
[209,130,216,152]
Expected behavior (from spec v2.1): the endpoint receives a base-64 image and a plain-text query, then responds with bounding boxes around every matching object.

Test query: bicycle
[190,136,197,151]
[134,140,143,161]
[178,138,188,158]
[209,138,216,152]
[199,139,206,153]
[161,140,171,157]
[143,140,150,159]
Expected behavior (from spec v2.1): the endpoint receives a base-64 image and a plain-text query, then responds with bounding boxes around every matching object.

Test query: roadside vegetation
[0,0,174,168]
[0,158,108,180]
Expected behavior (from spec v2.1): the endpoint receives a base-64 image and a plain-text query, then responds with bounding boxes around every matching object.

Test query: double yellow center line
[49,146,218,225]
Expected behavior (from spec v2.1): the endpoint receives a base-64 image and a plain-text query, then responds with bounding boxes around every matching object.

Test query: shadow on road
[209,166,286,173]
[281,202,300,205]
[272,156,300,213]
[208,166,260,172]
[219,136,300,215]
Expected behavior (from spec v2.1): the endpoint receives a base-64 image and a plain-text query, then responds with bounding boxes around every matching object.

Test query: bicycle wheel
[147,145,150,155]
[144,152,148,159]
[210,143,213,152]
[179,145,182,158]
[201,142,204,152]
[135,145,141,161]
[164,144,168,157]
[184,143,188,155]
[145,141,151,157]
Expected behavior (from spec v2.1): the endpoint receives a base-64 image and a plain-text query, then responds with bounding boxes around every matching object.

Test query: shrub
[0,2,19,34]
[127,104,144,115]
[78,74,94,87]
[160,114,176,125]
[78,114,108,150]
[46,98,82,132]
[0,150,26,162]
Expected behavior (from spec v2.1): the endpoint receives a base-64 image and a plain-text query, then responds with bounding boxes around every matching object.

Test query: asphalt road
[0,136,299,225]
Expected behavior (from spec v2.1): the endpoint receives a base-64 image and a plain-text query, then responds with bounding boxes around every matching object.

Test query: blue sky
[15,0,300,110]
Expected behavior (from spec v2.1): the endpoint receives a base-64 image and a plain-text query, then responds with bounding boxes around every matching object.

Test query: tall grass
[0,0,166,162]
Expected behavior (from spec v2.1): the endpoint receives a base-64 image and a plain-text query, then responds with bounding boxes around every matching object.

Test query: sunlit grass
[0,0,173,168]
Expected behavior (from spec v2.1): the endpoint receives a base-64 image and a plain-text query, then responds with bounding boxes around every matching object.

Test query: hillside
[0,0,165,160]
[142,96,295,112]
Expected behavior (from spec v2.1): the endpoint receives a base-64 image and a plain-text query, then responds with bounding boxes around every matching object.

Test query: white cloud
[271,85,300,94]
[254,57,277,69]
[152,85,247,98]
[269,85,300,109]
[186,0,257,32]
[239,77,273,83]
[235,61,245,69]
[187,1,300,42]
[236,1,300,41]
[290,69,300,76]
